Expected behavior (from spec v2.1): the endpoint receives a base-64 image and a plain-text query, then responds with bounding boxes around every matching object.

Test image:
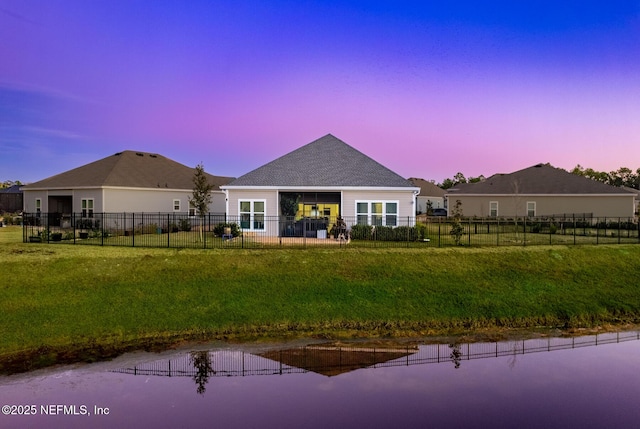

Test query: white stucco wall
[224,187,418,236]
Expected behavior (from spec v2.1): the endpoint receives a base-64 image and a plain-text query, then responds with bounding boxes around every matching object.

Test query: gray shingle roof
[408,178,446,197]
[0,185,22,194]
[226,134,415,188]
[448,164,633,195]
[22,151,233,190]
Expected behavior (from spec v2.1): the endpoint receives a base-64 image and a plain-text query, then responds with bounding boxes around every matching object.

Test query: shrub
[213,222,241,237]
[77,218,101,230]
[350,224,420,241]
[179,219,192,231]
[350,224,373,240]
[1,212,20,225]
[142,223,158,234]
[393,226,416,241]
[373,226,395,241]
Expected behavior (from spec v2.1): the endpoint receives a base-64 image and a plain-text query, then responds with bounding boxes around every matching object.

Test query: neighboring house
[446,163,636,219]
[21,150,233,226]
[221,134,420,236]
[622,187,640,216]
[0,184,23,213]
[408,178,446,214]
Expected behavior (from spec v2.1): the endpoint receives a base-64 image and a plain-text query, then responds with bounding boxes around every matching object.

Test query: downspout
[413,190,419,225]
[222,188,229,223]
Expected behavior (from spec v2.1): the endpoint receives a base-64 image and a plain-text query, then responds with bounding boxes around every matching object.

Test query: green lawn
[2,225,640,371]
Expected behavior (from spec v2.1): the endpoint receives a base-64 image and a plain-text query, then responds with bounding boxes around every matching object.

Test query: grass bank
[2,226,640,370]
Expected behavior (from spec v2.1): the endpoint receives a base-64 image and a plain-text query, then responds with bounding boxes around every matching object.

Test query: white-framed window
[189,202,197,217]
[239,200,265,230]
[173,199,181,212]
[35,198,41,216]
[489,201,498,217]
[526,201,536,217]
[356,201,398,226]
[81,199,94,218]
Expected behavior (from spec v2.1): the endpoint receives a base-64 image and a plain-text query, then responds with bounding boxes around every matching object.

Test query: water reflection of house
[258,345,419,377]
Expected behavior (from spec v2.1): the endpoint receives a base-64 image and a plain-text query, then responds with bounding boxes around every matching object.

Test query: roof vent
[136,152,144,157]
[114,152,122,156]
[150,154,158,158]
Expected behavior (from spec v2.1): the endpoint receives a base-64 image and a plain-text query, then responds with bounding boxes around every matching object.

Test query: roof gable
[22,151,233,190]
[408,178,446,197]
[226,134,414,188]
[449,164,631,195]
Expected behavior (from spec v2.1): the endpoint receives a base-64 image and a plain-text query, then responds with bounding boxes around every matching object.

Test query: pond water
[1,331,640,429]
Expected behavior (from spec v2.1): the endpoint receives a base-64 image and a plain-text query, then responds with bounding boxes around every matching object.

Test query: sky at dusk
[1,0,639,184]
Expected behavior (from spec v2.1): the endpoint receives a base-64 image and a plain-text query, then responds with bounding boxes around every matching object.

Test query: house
[408,178,447,214]
[21,150,233,226]
[221,134,420,237]
[446,163,636,219]
[622,187,640,216]
[0,184,23,213]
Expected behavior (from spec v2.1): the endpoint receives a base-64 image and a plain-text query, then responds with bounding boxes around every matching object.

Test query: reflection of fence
[112,331,640,378]
[22,212,640,249]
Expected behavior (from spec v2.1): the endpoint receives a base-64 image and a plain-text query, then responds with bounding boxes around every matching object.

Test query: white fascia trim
[222,186,421,192]
[449,193,634,197]
[23,186,99,191]
[24,186,224,193]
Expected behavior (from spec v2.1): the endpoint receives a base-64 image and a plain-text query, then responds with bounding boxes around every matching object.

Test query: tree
[570,164,639,189]
[426,199,433,216]
[438,173,484,189]
[449,199,464,245]
[439,178,455,189]
[190,351,215,395]
[189,163,214,242]
[453,172,467,185]
[1,180,22,189]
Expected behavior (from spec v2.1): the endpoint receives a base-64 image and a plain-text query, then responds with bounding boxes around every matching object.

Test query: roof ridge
[226,134,415,188]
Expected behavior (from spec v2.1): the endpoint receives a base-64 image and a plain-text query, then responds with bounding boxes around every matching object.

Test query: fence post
[132,213,135,247]
[573,216,576,245]
[523,217,526,246]
[496,217,499,246]
[101,212,105,246]
[468,218,471,246]
[45,211,50,243]
[73,212,76,244]
[406,216,410,248]
[203,214,207,249]
[618,217,621,244]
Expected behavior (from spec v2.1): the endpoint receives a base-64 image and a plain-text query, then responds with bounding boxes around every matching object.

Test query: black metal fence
[22,212,640,249]
[111,330,640,379]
